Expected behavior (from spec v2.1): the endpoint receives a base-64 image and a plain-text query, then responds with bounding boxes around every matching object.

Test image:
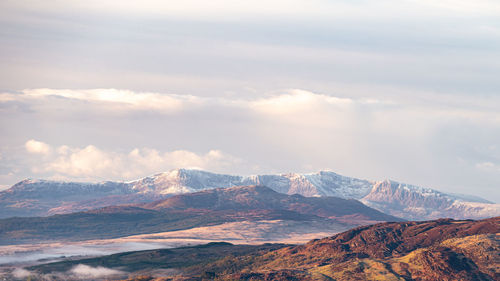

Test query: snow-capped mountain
[129,169,373,198]
[360,180,499,220]
[1,168,498,220]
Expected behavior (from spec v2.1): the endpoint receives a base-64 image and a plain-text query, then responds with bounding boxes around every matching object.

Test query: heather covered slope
[219,216,500,281]
[255,216,499,265]
[142,185,399,222]
[29,217,500,281]
[0,186,397,245]
[29,242,289,276]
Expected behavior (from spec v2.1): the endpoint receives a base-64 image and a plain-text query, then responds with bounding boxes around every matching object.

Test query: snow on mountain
[6,179,132,199]
[128,169,374,198]
[129,169,249,194]
[1,168,498,220]
[359,180,500,220]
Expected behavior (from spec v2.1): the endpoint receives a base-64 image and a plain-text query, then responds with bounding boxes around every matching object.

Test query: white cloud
[25,139,51,155]
[46,145,113,177]
[476,162,500,172]
[4,88,357,121]
[26,141,241,181]
[70,264,123,278]
[21,88,200,112]
[251,89,352,115]
[0,93,19,102]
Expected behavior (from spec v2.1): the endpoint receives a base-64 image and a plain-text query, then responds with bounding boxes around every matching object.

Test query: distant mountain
[142,185,399,222]
[0,179,140,218]
[361,180,500,220]
[1,169,498,220]
[132,169,374,198]
[0,186,398,245]
[29,216,500,281]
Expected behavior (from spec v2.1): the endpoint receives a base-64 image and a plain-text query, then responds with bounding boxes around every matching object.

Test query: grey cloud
[1,1,499,96]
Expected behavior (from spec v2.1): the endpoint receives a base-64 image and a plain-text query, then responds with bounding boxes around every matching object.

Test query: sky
[1,0,500,202]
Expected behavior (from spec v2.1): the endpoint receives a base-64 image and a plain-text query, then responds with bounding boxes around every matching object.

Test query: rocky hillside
[223,216,499,281]
[27,216,500,281]
[1,169,498,220]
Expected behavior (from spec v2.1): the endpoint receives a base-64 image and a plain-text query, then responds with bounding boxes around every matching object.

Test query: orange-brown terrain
[25,216,499,281]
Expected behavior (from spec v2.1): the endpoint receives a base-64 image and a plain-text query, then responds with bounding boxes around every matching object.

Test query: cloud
[13,88,496,126]
[476,162,500,172]
[6,265,124,280]
[26,140,241,181]
[70,264,124,278]
[4,0,500,21]
[2,87,500,201]
[1,1,499,101]
[251,89,353,115]
[19,88,200,113]
[25,139,51,155]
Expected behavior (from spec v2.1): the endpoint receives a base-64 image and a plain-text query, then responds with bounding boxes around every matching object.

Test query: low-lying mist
[4,264,126,280]
[0,241,172,265]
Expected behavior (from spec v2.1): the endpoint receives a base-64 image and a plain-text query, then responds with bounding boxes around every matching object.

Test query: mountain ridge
[0,185,398,245]
[1,168,499,220]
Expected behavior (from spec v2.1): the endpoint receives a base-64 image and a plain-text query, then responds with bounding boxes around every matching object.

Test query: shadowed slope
[143,185,401,222]
[0,186,398,245]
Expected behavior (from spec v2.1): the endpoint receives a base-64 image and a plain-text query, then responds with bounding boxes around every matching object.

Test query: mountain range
[1,169,498,220]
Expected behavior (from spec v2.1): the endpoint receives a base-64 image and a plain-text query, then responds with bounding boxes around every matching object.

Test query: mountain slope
[143,185,400,222]
[0,186,397,245]
[231,216,499,281]
[130,169,374,198]
[1,169,498,220]
[28,217,500,281]
[0,179,155,218]
[361,180,500,220]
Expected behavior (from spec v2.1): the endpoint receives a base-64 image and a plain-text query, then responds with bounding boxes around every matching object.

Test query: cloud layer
[8,265,124,280]
[1,88,499,201]
[23,139,239,182]
[22,88,199,112]
[1,0,499,98]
